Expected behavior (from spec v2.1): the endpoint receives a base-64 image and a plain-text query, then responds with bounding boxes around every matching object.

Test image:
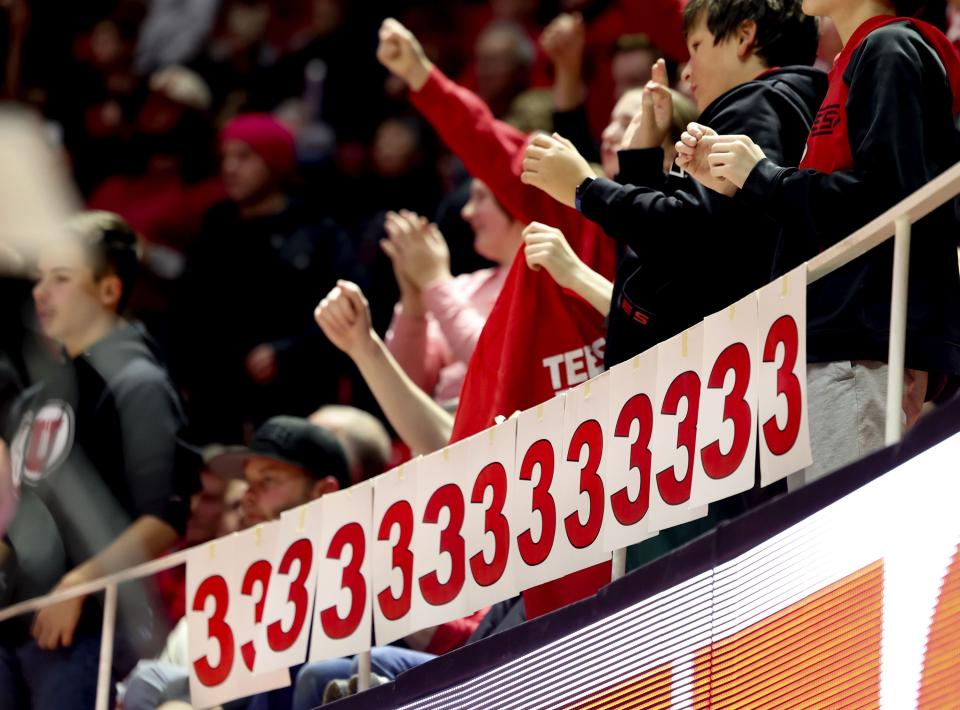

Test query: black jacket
[742,22,960,376]
[173,199,359,442]
[578,67,828,368]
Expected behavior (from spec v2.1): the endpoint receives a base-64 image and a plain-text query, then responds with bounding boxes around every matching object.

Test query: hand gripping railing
[3,159,960,709]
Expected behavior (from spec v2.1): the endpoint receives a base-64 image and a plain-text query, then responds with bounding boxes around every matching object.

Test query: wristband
[575,176,594,212]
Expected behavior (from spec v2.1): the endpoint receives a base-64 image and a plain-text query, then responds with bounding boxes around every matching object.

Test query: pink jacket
[386,267,507,405]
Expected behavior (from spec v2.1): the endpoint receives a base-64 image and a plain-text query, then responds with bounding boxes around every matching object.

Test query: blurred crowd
[1,0,712,443]
[2,0,957,442]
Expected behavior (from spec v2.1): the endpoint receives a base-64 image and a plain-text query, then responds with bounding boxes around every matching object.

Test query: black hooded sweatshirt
[577,66,828,368]
[742,19,960,379]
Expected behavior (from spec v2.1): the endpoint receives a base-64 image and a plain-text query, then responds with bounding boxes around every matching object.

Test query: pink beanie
[221,113,297,178]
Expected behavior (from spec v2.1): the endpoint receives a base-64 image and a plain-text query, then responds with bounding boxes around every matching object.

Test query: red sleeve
[409,68,571,232]
[424,607,490,655]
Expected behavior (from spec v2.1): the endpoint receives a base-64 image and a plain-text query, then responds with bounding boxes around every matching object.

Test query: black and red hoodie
[742,17,960,377]
[577,66,828,368]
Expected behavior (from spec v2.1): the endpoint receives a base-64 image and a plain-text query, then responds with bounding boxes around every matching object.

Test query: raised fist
[377,18,432,92]
[315,281,376,360]
[540,13,585,76]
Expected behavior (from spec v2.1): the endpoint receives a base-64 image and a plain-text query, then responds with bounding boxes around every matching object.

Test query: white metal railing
[3,159,960,709]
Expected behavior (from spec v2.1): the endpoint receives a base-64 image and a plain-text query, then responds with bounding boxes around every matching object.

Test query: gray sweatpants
[788,360,889,491]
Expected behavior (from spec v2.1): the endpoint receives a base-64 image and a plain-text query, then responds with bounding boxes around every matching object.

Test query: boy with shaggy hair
[681,0,960,485]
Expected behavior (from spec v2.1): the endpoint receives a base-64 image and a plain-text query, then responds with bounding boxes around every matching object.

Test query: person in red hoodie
[679,0,960,487]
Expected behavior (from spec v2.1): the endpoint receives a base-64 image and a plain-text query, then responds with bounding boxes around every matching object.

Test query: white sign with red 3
[253,498,323,673]
[603,349,659,552]
[411,447,471,630]
[372,459,419,646]
[649,325,709,530]
[511,393,567,591]
[757,263,812,485]
[553,372,613,576]
[187,528,290,709]
[309,480,373,662]
[462,417,519,611]
[691,291,760,508]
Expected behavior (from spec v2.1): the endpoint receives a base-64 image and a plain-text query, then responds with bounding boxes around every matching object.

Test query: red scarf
[801,16,960,173]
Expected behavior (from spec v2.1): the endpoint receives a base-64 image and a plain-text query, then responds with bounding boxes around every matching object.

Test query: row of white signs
[186,264,813,707]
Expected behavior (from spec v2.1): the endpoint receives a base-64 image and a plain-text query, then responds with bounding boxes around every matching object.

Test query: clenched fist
[520,133,595,208]
[315,281,376,361]
[377,18,432,92]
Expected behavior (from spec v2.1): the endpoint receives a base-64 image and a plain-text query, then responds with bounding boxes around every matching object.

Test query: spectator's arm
[616,147,669,190]
[31,515,178,650]
[352,334,452,455]
[65,515,179,585]
[541,13,587,112]
[522,223,612,315]
[384,303,449,395]
[572,83,790,259]
[354,336,452,455]
[113,365,193,533]
[542,13,599,161]
[411,68,569,229]
[316,281,453,455]
[577,176,710,261]
[378,18,573,231]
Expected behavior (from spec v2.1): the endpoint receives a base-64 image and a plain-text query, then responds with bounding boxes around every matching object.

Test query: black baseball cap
[206,416,350,489]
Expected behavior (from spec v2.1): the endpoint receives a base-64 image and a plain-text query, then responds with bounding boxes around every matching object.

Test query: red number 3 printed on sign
[701,342,752,479]
[656,371,701,505]
[762,315,802,454]
[418,483,466,606]
[192,575,235,687]
[517,440,556,566]
[266,539,313,652]
[469,462,509,586]
[376,500,414,621]
[320,522,367,639]
[564,420,605,549]
[611,394,654,525]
